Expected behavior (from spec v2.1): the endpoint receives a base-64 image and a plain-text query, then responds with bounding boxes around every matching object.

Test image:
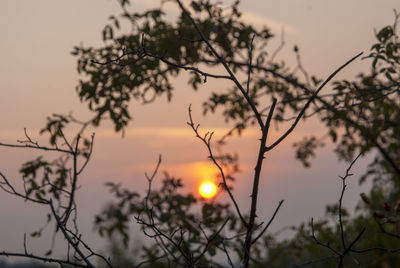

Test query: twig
[290,255,335,268]
[77,133,95,175]
[252,200,284,244]
[176,0,264,129]
[338,152,362,251]
[0,172,49,205]
[308,152,367,268]
[66,229,113,268]
[246,34,256,94]
[0,251,87,268]
[62,135,81,225]
[194,218,229,262]
[265,52,363,152]
[187,106,246,226]
[269,26,286,62]
[0,141,72,155]
[310,218,340,255]
[49,200,95,268]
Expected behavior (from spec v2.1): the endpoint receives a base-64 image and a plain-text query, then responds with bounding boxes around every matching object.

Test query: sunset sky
[0,0,399,260]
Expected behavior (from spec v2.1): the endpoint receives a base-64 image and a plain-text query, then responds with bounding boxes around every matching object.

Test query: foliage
[84,2,400,267]
[96,173,245,267]
[1,0,400,267]
[71,0,309,133]
[260,12,400,267]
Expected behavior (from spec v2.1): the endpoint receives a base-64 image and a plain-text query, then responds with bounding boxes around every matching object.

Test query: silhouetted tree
[1,1,400,267]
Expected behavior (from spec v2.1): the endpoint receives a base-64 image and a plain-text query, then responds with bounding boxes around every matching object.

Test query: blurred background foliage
[70,0,400,266]
[5,0,400,267]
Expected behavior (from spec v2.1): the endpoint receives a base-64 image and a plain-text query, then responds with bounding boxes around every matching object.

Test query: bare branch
[252,199,284,244]
[310,218,340,255]
[187,106,246,226]
[0,141,72,155]
[49,200,96,268]
[62,134,81,225]
[290,255,336,268]
[194,218,229,263]
[77,133,95,175]
[176,0,264,129]
[246,34,256,94]
[0,172,49,205]
[0,251,88,268]
[338,152,363,250]
[265,52,363,152]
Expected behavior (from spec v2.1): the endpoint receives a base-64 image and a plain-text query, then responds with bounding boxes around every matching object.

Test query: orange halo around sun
[198,181,218,199]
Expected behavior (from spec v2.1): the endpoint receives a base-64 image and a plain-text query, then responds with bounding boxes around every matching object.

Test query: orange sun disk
[199,181,218,199]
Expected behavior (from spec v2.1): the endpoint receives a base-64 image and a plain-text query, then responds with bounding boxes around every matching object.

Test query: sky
[0,0,399,263]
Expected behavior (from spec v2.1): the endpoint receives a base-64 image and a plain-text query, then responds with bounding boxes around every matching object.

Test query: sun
[198,181,218,199]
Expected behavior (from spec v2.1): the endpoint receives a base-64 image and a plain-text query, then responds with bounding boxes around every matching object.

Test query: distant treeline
[0,260,56,268]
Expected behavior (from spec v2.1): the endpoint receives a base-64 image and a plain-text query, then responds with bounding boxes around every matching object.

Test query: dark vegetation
[1,0,400,267]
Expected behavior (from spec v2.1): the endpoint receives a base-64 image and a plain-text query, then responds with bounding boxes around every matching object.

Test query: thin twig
[176,0,264,129]
[252,200,284,244]
[0,141,72,155]
[310,218,340,255]
[290,255,336,268]
[0,252,87,268]
[187,106,246,226]
[62,135,81,225]
[77,133,95,175]
[49,200,95,268]
[194,218,229,262]
[246,34,256,94]
[265,52,363,152]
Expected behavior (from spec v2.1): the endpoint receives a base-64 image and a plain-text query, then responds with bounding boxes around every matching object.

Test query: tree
[1,0,400,267]
[261,11,400,267]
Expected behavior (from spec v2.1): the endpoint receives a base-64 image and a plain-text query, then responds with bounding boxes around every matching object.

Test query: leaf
[207,245,216,256]
[159,212,171,222]
[377,26,393,42]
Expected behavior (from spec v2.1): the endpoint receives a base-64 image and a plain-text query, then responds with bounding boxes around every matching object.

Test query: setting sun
[199,181,218,199]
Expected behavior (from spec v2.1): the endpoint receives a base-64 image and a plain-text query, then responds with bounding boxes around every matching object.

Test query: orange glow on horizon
[199,181,218,199]
[168,162,221,197]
